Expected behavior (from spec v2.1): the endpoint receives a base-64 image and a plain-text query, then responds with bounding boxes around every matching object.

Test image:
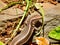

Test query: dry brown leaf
[35,37,49,45]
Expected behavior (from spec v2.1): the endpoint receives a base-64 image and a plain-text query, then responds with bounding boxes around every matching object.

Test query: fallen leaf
[35,37,49,45]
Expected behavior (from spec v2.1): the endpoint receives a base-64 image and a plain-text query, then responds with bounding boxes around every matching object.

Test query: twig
[35,3,44,37]
[11,0,30,38]
[5,0,32,44]
[0,2,22,12]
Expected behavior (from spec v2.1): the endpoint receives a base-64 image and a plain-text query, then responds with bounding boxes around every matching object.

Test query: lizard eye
[34,21,42,28]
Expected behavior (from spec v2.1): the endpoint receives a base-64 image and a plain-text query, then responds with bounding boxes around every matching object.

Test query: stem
[2,0,32,44]
[0,2,22,12]
[35,3,44,37]
[11,0,30,39]
[39,6,44,37]
[5,0,30,44]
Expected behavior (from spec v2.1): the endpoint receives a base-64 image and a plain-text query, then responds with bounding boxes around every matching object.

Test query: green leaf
[0,41,5,45]
[48,26,60,40]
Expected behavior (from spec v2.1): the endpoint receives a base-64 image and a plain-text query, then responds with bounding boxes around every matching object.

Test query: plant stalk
[0,2,22,12]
